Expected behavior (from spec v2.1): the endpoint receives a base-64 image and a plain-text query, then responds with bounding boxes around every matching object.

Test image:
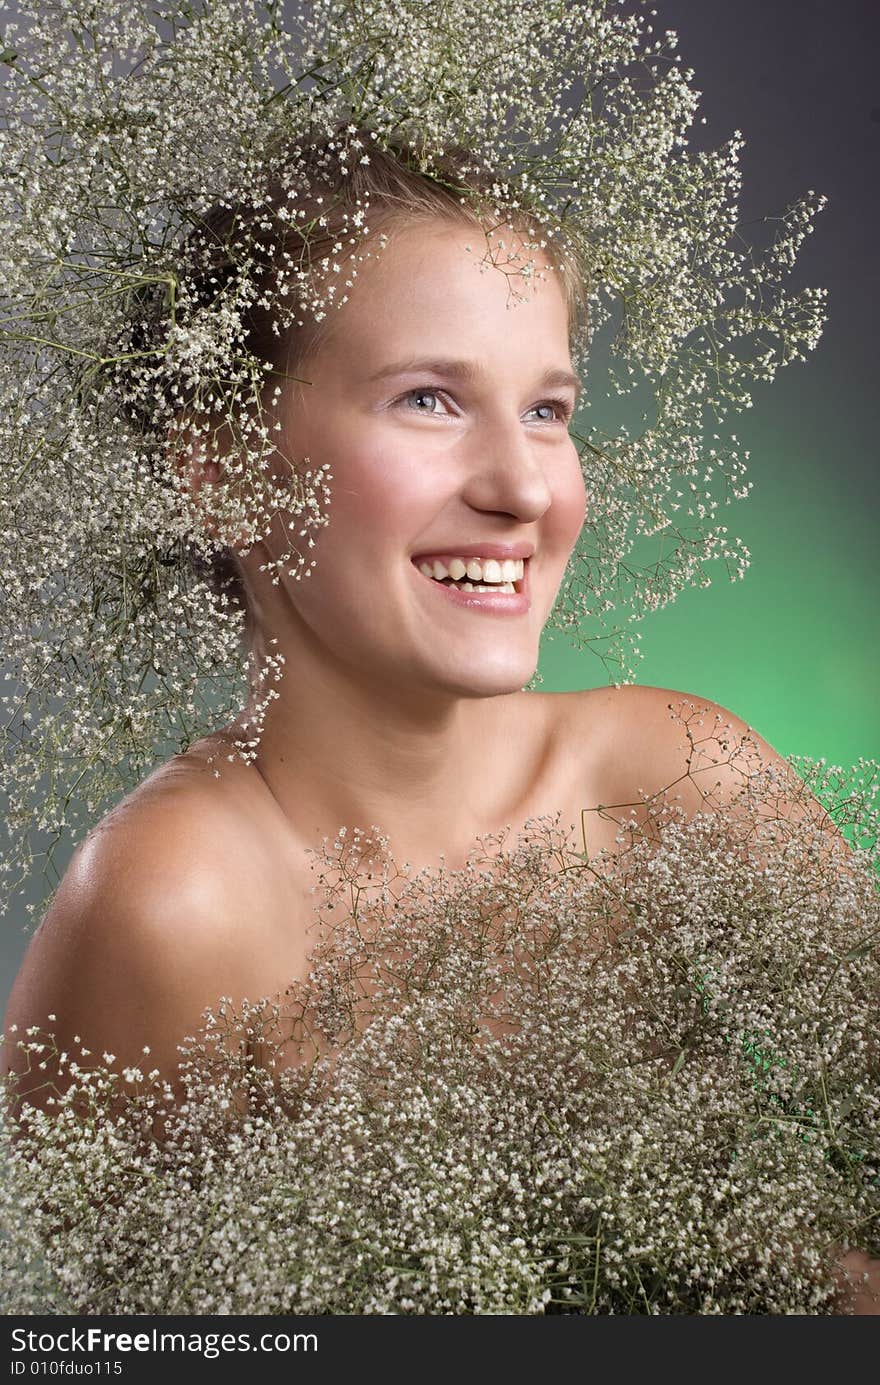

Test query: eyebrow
[366,356,583,395]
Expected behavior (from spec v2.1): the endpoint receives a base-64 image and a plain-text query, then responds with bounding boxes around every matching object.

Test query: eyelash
[396,387,573,424]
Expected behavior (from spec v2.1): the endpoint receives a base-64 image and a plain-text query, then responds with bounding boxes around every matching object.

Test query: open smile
[409,554,531,615]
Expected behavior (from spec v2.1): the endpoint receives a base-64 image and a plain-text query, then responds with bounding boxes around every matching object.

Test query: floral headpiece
[0,0,827,918]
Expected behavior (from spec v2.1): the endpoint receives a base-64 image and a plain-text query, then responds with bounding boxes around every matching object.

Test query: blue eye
[402,388,447,413]
[396,388,572,422]
[527,399,574,423]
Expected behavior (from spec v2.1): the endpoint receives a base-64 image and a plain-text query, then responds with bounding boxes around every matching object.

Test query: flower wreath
[0,0,829,918]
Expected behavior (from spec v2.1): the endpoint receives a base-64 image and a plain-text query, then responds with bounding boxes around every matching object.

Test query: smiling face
[241,216,587,701]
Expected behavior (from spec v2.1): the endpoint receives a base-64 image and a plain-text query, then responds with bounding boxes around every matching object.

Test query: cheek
[551,450,588,545]
[308,442,437,577]
[326,437,442,535]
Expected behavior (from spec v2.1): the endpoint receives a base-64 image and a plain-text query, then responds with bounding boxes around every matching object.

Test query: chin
[429,653,537,700]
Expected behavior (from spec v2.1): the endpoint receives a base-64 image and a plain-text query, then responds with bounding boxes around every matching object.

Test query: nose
[459,415,554,523]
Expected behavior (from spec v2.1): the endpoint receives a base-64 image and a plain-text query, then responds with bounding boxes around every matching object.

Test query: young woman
[2,136,873,1309]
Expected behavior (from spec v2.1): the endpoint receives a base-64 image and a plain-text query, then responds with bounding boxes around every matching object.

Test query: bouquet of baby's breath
[2,738,877,1315]
[0,0,829,921]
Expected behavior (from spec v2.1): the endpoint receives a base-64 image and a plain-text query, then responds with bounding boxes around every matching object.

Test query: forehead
[313,216,571,366]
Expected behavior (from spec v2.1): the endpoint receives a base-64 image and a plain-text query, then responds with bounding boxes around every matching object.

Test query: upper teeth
[416,557,525,583]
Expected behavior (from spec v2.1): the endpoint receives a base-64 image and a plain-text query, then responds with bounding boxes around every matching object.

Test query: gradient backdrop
[2,0,878,1011]
[540,0,879,773]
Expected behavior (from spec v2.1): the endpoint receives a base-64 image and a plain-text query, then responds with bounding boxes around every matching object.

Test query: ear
[166,418,246,549]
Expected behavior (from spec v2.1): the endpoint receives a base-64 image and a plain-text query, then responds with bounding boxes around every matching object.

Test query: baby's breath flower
[1,738,877,1314]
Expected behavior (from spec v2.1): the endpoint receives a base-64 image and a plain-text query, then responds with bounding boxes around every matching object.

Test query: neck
[228,639,546,870]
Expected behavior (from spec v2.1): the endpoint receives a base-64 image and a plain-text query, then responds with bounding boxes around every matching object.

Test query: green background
[538,371,879,770]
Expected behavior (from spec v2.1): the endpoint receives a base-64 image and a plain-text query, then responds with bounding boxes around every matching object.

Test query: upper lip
[410,542,535,561]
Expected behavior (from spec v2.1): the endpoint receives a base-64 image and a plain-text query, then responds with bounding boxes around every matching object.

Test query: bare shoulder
[1,746,285,1108]
[570,682,827,825]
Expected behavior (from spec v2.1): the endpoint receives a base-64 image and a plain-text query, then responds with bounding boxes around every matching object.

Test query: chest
[245,710,635,1060]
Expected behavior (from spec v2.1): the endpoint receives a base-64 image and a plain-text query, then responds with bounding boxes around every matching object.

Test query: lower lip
[410,561,531,615]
